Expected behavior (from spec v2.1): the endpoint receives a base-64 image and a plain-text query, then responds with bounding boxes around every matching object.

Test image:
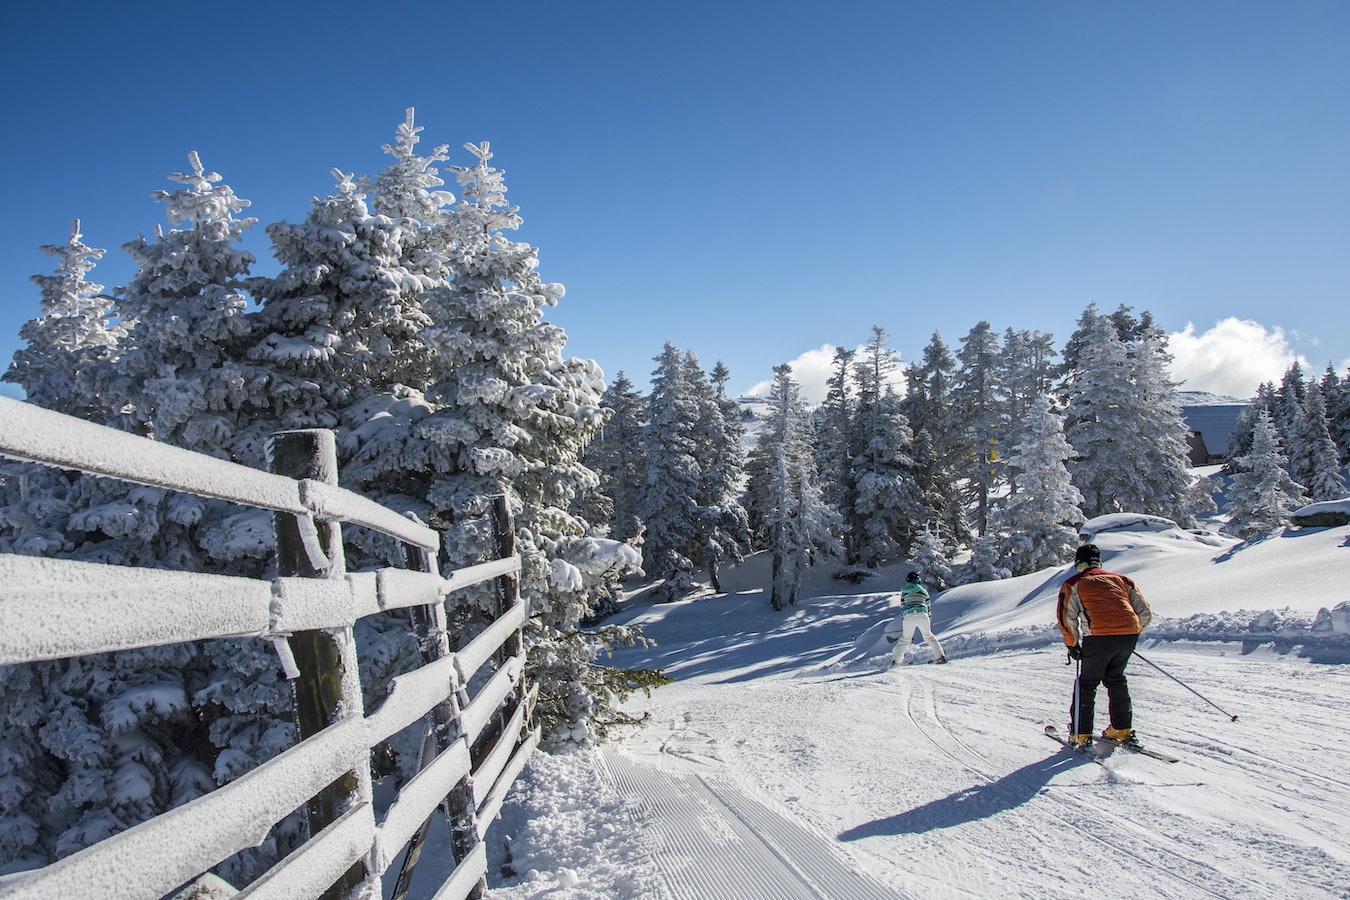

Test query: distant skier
[1057,543,1152,749]
[887,572,947,666]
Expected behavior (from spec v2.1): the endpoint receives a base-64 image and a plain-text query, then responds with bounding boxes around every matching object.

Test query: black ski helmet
[1074,544,1101,567]
[906,571,920,582]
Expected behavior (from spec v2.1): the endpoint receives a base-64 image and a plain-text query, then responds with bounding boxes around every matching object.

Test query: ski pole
[1132,650,1239,722]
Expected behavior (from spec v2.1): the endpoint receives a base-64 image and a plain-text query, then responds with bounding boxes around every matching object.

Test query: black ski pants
[1071,633,1140,735]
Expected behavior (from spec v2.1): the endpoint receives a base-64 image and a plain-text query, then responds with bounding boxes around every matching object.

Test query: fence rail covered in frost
[0,395,539,900]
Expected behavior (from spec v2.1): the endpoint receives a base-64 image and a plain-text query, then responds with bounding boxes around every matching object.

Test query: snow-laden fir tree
[907,525,954,591]
[639,342,706,596]
[1321,364,1350,469]
[686,357,750,593]
[3,220,122,417]
[812,347,859,563]
[415,140,644,745]
[1064,309,1198,524]
[1287,383,1347,501]
[998,328,1057,494]
[990,393,1084,576]
[900,332,968,550]
[1273,362,1308,444]
[248,167,435,425]
[849,326,924,567]
[1128,327,1210,524]
[108,152,268,461]
[1223,409,1307,537]
[577,370,646,544]
[753,365,842,610]
[950,321,1005,536]
[953,533,1011,585]
[1226,382,1276,463]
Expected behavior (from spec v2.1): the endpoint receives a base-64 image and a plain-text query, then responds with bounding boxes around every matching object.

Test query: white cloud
[1167,318,1308,399]
[746,344,841,404]
[745,343,909,405]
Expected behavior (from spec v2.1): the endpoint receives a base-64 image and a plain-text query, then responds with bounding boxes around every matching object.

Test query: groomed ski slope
[479,518,1350,900]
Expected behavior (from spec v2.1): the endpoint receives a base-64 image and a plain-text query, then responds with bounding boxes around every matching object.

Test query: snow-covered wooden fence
[0,395,540,900]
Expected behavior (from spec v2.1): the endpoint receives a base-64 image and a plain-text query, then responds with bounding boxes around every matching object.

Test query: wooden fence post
[390,540,486,900]
[268,429,367,899]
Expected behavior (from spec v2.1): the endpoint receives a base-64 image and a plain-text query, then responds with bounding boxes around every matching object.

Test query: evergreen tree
[953,534,1011,585]
[1226,382,1276,463]
[581,371,646,544]
[812,347,858,561]
[849,327,923,566]
[990,394,1084,575]
[900,332,967,549]
[4,220,122,417]
[639,342,704,595]
[908,525,954,591]
[1064,311,1198,523]
[950,321,1005,535]
[416,140,639,745]
[998,328,1057,493]
[1223,409,1307,537]
[686,356,750,593]
[1320,364,1350,469]
[1129,329,1207,525]
[108,152,267,461]
[1273,362,1308,443]
[1288,383,1347,501]
[755,365,841,610]
[248,167,433,426]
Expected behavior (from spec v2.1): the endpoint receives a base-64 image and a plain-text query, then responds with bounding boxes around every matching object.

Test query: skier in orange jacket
[1057,543,1152,749]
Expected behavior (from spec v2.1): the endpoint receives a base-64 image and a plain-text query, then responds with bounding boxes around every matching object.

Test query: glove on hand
[1066,645,1083,661]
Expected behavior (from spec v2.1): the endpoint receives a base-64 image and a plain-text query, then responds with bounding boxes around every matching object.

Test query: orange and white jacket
[1056,567,1152,646]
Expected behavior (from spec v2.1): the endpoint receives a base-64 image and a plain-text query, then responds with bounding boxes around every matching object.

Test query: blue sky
[2,1,1347,404]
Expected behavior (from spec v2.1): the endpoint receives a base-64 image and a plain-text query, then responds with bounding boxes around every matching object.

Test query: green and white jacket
[900,581,931,615]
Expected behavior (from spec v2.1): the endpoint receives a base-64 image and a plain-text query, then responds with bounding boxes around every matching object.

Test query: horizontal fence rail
[0,396,539,900]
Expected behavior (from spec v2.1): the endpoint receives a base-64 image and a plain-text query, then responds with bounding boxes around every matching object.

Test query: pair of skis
[1044,724,1179,763]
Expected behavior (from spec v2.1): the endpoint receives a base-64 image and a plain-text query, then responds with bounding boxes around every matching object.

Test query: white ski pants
[890,611,944,664]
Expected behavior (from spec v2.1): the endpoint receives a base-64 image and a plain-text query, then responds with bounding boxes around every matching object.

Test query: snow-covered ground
[475,516,1350,899]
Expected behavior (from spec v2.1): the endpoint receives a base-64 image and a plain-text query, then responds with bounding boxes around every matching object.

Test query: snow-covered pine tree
[416,140,641,745]
[1287,383,1347,501]
[1226,382,1276,463]
[812,347,859,564]
[1319,364,1350,471]
[108,152,267,461]
[990,393,1084,576]
[907,525,954,591]
[1273,362,1308,445]
[849,326,924,567]
[1063,311,1198,523]
[639,342,704,595]
[998,328,1057,494]
[4,220,122,417]
[953,534,1011,585]
[1223,409,1307,537]
[686,356,750,593]
[1128,328,1207,525]
[579,371,647,544]
[756,365,842,610]
[950,321,1006,536]
[900,332,968,551]
[248,167,434,427]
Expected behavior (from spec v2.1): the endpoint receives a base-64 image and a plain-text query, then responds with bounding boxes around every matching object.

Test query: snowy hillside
[468,516,1350,899]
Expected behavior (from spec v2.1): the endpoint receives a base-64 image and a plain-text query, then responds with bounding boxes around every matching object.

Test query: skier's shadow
[838,752,1092,839]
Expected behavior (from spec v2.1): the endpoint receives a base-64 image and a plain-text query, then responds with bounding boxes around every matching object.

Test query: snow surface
[472,519,1350,899]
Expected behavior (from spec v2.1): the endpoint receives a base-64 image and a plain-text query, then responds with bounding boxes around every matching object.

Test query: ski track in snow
[602,749,901,899]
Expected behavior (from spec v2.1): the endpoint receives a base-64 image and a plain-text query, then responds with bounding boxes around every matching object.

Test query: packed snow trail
[602,749,902,899]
